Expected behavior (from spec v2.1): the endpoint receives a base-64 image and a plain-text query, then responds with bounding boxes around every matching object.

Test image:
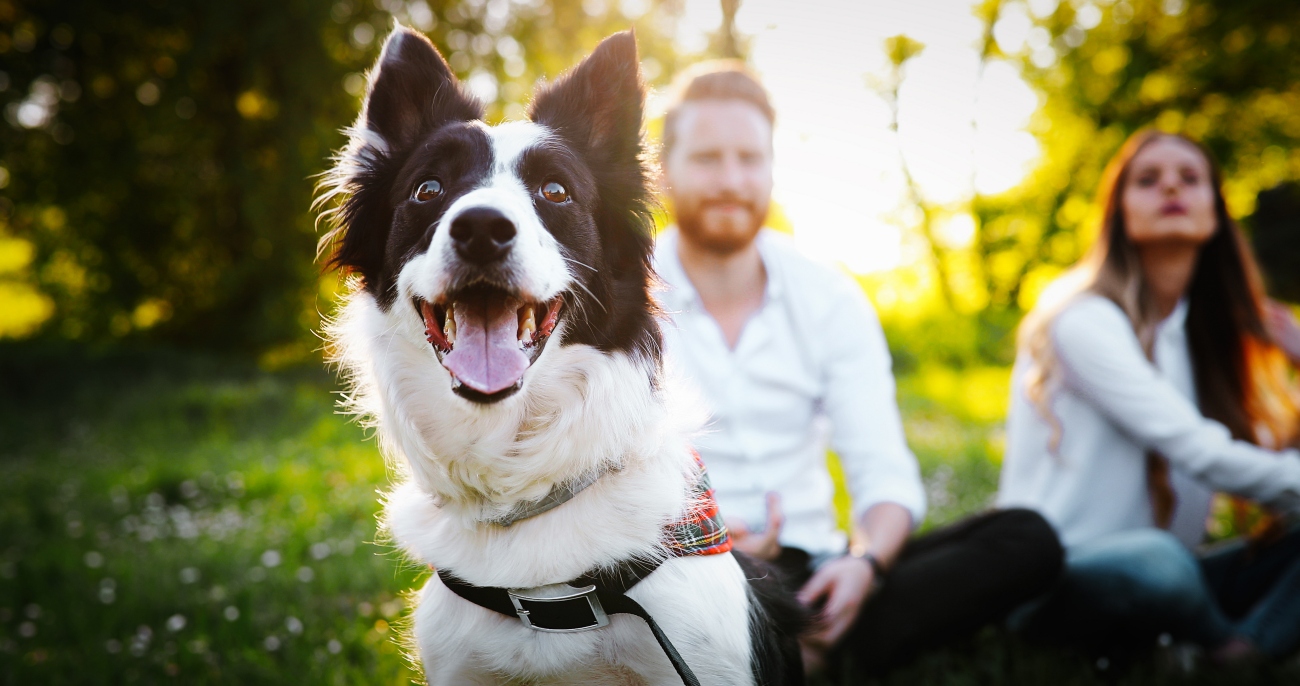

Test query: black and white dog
[318,26,802,685]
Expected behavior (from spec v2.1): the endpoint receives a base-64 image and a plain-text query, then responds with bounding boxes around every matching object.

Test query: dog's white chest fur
[392,476,753,685]
[338,291,757,685]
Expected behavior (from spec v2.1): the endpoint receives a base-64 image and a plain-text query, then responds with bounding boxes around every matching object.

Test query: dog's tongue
[442,294,529,395]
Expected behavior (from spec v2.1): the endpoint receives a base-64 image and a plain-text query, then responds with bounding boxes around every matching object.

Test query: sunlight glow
[671,0,1044,274]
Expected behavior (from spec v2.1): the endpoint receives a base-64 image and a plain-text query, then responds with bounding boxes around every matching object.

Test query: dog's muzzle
[508,584,609,632]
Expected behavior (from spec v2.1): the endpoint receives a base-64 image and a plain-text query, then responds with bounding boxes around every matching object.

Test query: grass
[2,345,1298,684]
[0,347,423,684]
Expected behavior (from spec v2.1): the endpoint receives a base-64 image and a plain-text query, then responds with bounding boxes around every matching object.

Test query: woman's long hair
[1020,129,1299,461]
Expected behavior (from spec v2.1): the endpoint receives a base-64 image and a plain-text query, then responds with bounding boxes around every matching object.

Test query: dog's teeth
[444,303,456,345]
[519,305,536,346]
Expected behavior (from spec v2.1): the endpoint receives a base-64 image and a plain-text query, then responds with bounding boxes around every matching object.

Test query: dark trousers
[773,508,1064,675]
[1017,525,1300,657]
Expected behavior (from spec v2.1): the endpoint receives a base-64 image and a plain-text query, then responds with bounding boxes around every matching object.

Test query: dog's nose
[449,207,516,264]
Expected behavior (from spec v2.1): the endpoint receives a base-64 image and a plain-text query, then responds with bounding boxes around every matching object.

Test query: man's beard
[676,195,769,256]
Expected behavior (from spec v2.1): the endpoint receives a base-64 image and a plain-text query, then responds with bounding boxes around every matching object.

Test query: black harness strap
[437,558,702,686]
[590,591,701,686]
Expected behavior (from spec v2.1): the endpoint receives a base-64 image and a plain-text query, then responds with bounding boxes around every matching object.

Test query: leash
[437,558,702,686]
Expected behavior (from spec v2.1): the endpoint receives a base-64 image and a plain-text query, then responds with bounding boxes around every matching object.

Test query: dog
[317,25,804,685]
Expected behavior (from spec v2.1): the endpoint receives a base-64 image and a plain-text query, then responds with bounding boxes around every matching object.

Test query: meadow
[2,345,1297,685]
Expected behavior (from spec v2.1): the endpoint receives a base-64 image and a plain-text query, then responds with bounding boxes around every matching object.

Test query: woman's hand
[1265,300,1300,366]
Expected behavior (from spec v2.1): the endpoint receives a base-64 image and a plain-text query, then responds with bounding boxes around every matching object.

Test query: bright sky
[662,0,1045,273]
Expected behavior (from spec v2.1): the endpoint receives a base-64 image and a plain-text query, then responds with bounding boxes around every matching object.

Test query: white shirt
[654,228,926,557]
[997,294,1300,550]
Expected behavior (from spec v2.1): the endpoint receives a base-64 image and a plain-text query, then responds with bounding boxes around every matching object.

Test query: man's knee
[984,508,1065,579]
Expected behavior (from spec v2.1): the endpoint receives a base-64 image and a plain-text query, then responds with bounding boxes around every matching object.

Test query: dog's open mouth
[414,285,563,402]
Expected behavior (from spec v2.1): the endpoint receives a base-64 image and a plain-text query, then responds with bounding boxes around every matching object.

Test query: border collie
[317,26,802,686]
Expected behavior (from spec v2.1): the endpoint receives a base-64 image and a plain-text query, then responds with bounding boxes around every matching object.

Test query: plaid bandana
[663,450,733,557]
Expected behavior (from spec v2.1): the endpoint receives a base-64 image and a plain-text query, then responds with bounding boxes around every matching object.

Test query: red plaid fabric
[664,449,733,557]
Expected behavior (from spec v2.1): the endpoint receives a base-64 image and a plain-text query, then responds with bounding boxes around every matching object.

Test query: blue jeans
[1013,526,1300,657]
[1201,525,1300,656]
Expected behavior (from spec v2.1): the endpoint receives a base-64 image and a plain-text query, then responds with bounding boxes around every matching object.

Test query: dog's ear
[528,31,644,163]
[317,26,482,298]
[361,25,483,149]
[529,32,660,359]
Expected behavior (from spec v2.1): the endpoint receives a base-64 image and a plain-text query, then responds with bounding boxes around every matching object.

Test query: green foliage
[0,0,692,353]
[1025,0,1300,180]
[2,0,359,351]
[884,34,924,68]
[981,0,1300,313]
[875,0,1300,368]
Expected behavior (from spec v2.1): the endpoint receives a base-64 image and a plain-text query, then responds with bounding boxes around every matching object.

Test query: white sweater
[997,294,1300,550]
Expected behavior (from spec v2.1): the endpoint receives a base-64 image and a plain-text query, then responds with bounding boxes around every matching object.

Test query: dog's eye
[540,181,569,204]
[413,179,443,202]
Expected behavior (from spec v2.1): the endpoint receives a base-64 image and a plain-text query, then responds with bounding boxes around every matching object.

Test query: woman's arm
[1053,297,1300,509]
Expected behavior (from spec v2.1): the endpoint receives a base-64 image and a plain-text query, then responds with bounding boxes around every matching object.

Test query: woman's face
[1121,137,1218,248]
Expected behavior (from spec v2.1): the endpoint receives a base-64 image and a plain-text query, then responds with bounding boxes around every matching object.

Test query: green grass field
[2,347,1297,685]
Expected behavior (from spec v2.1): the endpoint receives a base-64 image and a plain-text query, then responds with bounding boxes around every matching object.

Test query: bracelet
[848,545,888,580]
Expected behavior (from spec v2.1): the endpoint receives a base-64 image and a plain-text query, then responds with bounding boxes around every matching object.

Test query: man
[653,61,1064,675]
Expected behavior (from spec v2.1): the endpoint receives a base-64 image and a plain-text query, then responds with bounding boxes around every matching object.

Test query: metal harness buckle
[507,584,610,633]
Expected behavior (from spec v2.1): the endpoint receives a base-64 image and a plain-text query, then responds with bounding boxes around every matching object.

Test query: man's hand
[725,491,783,561]
[797,555,875,652]
[796,501,911,670]
[1265,300,1300,366]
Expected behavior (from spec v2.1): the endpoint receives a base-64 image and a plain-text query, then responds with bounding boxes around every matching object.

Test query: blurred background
[2,0,1299,683]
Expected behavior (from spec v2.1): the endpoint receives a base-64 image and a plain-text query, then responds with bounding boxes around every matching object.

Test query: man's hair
[660,60,775,160]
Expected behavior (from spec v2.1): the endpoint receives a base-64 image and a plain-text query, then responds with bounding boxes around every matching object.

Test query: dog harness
[436,452,730,686]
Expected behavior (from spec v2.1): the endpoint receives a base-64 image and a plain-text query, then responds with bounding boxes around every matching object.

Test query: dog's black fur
[527,33,663,360]
[322,30,484,306]
[735,552,809,686]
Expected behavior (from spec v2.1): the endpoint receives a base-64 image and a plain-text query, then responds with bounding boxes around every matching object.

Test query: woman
[998,129,1300,660]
